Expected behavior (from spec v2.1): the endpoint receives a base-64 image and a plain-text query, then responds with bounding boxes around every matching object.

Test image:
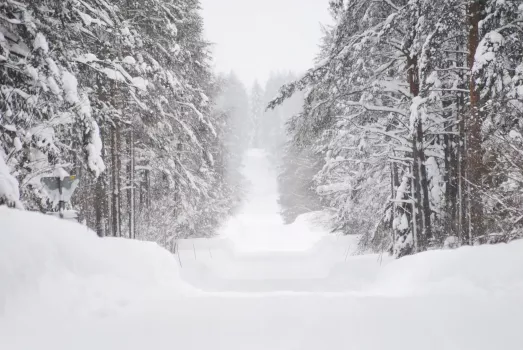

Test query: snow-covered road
[1,149,523,350]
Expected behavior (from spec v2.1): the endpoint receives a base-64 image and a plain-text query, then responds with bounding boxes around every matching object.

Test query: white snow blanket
[0,207,190,319]
[1,149,523,350]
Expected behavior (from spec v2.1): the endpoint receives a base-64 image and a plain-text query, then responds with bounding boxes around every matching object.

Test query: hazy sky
[200,0,332,88]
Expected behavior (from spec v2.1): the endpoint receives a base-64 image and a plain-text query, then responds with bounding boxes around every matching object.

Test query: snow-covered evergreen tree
[270,0,523,256]
[1,0,235,246]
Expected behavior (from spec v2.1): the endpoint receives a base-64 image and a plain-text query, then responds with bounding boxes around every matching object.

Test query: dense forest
[0,0,245,249]
[2,0,523,259]
[272,0,523,256]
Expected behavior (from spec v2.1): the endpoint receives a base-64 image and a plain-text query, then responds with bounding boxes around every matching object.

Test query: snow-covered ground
[1,149,523,349]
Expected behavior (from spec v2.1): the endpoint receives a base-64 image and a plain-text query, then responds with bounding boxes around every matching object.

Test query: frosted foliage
[30,126,55,151]
[79,94,92,119]
[396,176,409,201]
[86,121,105,177]
[131,77,148,91]
[33,32,49,53]
[398,214,409,231]
[426,157,443,209]
[0,0,262,245]
[0,153,22,208]
[102,68,126,82]
[473,31,504,73]
[122,56,136,65]
[53,167,70,180]
[13,137,22,151]
[62,71,79,104]
[409,96,426,131]
[26,65,39,82]
[267,0,523,256]
[47,76,61,95]
[75,53,99,63]
[45,58,60,76]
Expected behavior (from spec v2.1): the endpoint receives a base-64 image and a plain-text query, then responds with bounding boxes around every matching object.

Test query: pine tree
[1,0,236,246]
[269,0,523,257]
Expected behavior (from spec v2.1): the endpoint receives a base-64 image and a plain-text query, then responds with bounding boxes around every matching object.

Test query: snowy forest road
[176,149,363,292]
[167,150,523,349]
[1,150,523,350]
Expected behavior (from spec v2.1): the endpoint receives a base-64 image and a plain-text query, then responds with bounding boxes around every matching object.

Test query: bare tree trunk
[110,125,117,237]
[410,164,418,253]
[116,123,122,237]
[93,125,106,237]
[128,128,135,239]
[390,160,399,230]
[95,175,105,237]
[458,106,468,243]
[408,54,432,250]
[417,119,432,244]
[443,53,457,241]
[466,0,485,243]
[412,136,423,250]
[444,125,458,239]
[111,123,122,237]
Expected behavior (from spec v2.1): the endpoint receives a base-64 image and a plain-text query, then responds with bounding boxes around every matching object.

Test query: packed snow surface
[1,149,523,349]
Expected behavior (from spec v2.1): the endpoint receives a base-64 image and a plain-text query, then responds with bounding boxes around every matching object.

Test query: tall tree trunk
[412,135,423,250]
[444,126,458,239]
[458,107,468,243]
[443,54,458,241]
[410,164,418,253]
[95,175,106,237]
[390,159,399,230]
[116,123,122,237]
[111,123,121,237]
[417,119,432,244]
[110,125,116,237]
[128,128,135,239]
[173,142,183,243]
[408,54,432,250]
[466,0,485,243]
[94,125,106,237]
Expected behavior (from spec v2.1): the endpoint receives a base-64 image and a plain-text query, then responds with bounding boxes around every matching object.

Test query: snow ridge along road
[1,149,523,350]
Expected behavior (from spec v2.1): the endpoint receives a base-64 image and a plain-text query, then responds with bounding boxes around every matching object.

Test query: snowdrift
[178,222,523,296]
[1,205,523,350]
[0,207,189,317]
[369,240,523,296]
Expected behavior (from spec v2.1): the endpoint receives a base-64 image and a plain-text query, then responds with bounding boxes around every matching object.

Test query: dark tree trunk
[127,129,135,239]
[444,127,458,239]
[417,119,432,244]
[111,123,121,237]
[407,54,432,250]
[466,0,485,243]
[116,123,122,237]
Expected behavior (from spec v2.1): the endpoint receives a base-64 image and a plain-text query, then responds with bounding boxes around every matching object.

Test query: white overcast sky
[200,0,332,88]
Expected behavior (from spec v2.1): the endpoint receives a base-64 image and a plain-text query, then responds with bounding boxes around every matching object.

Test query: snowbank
[177,227,523,296]
[0,207,188,317]
[369,240,523,296]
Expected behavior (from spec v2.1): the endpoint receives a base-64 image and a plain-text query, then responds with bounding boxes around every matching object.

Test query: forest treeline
[0,0,251,248]
[273,0,523,256]
[3,0,523,259]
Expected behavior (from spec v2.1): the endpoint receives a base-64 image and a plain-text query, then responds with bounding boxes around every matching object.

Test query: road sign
[41,175,80,218]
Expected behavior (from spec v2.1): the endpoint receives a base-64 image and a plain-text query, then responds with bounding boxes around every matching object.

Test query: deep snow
[1,149,523,350]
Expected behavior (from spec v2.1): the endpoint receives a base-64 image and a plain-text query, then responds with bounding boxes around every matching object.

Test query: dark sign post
[41,175,80,219]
